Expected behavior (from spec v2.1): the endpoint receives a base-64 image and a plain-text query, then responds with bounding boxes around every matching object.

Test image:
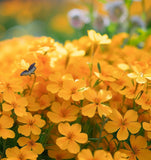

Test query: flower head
[88,30,111,45]
[82,88,112,118]
[104,109,141,140]
[47,101,80,123]
[0,115,15,139]
[18,112,46,136]
[56,123,88,154]
[77,149,113,160]
[6,146,37,160]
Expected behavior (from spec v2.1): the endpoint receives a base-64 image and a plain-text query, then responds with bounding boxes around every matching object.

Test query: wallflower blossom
[47,101,80,123]
[47,145,75,160]
[2,94,28,117]
[127,65,151,84]
[135,92,151,110]
[114,151,129,160]
[143,120,151,139]
[17,134,44,154]
[77,149,113,160]
[121,135,151,160]
[58,78,86,101]
[104,109,141,140]
[5,146,37,160]
[0,78,23,100]
[82,88,112,118]
[56,123,88,154]
[47,73,73,94]
[0,115,15,139]
[88,30,111,45]
[18,112,46,136]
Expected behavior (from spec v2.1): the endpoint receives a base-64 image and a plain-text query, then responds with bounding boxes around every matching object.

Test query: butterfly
[20,63,36,76]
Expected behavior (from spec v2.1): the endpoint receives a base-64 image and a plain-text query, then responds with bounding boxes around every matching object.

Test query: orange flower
[38,94,51,110]
[47,101,80,123]
[114,151,129,160]
[3,94,28,117]
[143,120,151,139]
[47,73,72,94]
[82,88,112,118]
[5,146,37,160]
[18,112,46,136]
[77,149,113,160]
[135,92,151,110]
[47,72,64,94]
[0,77,23,100]
[47,145,75,160]
[17,134,44,155]
[0,115,15,139]
[119,82,144,99]
[56,123,88,154]
[26,96,40,112]
[104,109,141,140]
[127,65,151,84]
[121,135,151,160]
[58,78,86,101]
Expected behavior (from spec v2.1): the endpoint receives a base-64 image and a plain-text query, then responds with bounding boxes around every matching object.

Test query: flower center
[94,98,100,105]
[18,153,25,160]
[71,87,77,94]
[28,120,35,126]
[67,132,74,140]
[28,140,35,146]
[60,109,68,117]
[132,145,140,155]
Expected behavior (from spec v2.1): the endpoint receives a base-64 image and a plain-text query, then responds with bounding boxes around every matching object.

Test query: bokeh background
[0,0,151,44]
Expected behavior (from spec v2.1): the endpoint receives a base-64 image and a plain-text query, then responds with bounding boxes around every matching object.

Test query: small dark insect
[20,63,36,76]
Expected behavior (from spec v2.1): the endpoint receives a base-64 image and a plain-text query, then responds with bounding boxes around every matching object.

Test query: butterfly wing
[28,63,36,71]
[20,70,29,76]
[20,63,36,76]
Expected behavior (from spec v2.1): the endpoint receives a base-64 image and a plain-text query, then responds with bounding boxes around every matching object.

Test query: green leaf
[97,62,101,73]
[93,79,101,88]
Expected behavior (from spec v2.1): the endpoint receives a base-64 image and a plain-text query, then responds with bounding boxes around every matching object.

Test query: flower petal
[68,141,80,154]
[58,123,70,136]
[117,127,129,140]
[98,104,112,117]
[81,103,97,118]
[124,110,138,122]
[127,122,141,134]
[104,121,120,133]
[56,137,68,150]
[74,133,88,144]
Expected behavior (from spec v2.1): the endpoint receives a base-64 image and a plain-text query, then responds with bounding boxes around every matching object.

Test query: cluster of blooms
[0,30,151,160]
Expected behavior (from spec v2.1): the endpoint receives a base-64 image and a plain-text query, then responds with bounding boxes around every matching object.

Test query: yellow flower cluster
[0,30,151,160]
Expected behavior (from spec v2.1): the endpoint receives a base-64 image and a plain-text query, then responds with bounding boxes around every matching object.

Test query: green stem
[97,116,108,149]
[29,74,36,95]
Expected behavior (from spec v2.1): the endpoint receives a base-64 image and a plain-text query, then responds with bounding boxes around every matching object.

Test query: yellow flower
[122,135,151,160]
[88,30,111,45]
[56,122,88,154]
[18,112,46,136]
[77,149,113,160]
[82,88,112,118]
[143,120,151,139]
[3,94,28,117]
[17,134,44,155]
[0,115,15,139]
[6,146,37,160]
[104,109,141,140]
[58,77,86,101]
[47,101,80,123]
